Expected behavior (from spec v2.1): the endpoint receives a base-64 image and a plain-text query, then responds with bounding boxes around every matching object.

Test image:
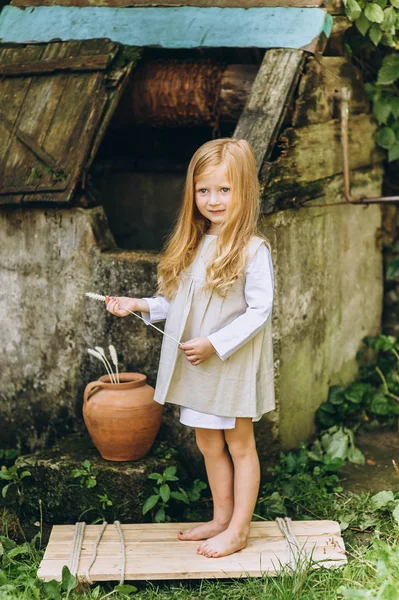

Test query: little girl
[105,138,275,559]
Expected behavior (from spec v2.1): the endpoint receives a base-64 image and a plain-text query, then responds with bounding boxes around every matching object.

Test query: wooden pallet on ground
[37,520,347,582]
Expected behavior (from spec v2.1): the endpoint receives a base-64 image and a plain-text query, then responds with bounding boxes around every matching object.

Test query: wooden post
[233,49,305,175]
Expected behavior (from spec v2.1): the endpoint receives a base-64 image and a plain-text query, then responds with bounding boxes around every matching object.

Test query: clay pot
[83,372,163,461]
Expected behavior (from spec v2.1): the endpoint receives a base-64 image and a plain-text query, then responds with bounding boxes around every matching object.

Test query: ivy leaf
[355,11,371,34]
[377,53,399,85]
[365,2,385,21]
[370,392,390,415]
[381,5,396,29]
[373,96,392,123]
[142,494,160,515]
[390,97,399,119]
[375,0,388,7]
[369,23,383,44]
[371,490,395,509]
[388,142,399,162]
[345,0,362,20]
[376,126,396,148]
[328,386,346,405]
[344,383,366,404]
[321,429,349,460]
[390,0,399,7]
[347,445,365,465]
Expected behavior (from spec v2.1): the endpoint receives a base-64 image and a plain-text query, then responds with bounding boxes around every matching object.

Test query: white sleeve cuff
[141,296,170,324]
[207,335,227,361]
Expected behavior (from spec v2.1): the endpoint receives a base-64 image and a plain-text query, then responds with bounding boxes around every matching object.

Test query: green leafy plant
[42,565,77,600]
[0,449,18,465]
[71,460,97,489]
[316,335,399,430]
[142,466,207,523]
[0,465,31,504]
[344,0,399,47]
[365,56,399,161]
[339,537,399,597]
[97,493,113,512]
[343,0,399,162]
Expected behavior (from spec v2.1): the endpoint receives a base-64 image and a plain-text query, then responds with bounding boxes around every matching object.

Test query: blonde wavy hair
[156,138,271,299]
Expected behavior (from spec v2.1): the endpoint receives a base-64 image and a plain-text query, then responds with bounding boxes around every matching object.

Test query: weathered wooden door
[0,40,139,204]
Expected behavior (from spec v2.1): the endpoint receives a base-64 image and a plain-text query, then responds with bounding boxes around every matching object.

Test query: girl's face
[194,164,232,234]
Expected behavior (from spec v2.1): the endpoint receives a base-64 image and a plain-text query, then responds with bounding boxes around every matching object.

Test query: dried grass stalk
[109,344,120,384]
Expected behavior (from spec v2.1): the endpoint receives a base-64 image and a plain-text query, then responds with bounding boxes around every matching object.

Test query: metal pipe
[298,86,399,208]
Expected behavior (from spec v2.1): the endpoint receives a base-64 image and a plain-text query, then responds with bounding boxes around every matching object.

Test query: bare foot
[177,519,230,541]
[196,527,249,558]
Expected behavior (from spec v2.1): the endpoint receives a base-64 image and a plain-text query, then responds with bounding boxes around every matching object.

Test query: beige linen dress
[141,233,275,419]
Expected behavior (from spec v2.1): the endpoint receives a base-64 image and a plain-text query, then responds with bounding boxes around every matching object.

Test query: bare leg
[197,418,260,557]
[178,428,234,541]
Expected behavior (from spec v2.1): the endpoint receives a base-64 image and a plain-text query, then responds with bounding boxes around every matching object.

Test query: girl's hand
[105,296,137,318]
[179,337,216,366]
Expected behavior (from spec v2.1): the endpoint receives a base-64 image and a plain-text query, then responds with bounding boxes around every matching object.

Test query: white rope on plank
[84,521,108,584]
[114,520,126,585]
[275,517,307,572]
[68,521,86,576]
[68,521,126,585]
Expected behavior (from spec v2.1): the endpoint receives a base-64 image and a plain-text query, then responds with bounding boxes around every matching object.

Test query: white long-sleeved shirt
[141,242,274,361]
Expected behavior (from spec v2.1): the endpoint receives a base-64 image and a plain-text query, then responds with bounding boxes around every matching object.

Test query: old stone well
[0,32,384,523]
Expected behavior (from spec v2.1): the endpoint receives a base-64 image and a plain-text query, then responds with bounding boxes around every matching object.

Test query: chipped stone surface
[261,166,384,449]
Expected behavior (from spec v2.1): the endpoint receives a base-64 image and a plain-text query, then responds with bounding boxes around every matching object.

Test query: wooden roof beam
[0,6,333,50]
[9,0,343,12]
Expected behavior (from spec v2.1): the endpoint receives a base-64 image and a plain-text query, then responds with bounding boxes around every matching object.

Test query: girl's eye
[221,187,230,193]
[198,189,207,194]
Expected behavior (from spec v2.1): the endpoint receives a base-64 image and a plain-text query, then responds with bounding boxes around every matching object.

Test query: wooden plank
[0,45,45,203]
[10,0,325,7]
[0,55,113,75]
[37,521,347,582]
[0,6,333,50]
[234,48,305,173]
[0,109,64,172]
[0,40,132,204]
[21,72,107,202]
[0,42,80,198]
[292,56,370,127]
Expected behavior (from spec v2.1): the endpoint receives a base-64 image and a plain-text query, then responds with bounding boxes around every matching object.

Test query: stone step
[14,433,192,525]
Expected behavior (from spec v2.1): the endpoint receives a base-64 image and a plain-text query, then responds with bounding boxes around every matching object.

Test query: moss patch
[15,433,189,525]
